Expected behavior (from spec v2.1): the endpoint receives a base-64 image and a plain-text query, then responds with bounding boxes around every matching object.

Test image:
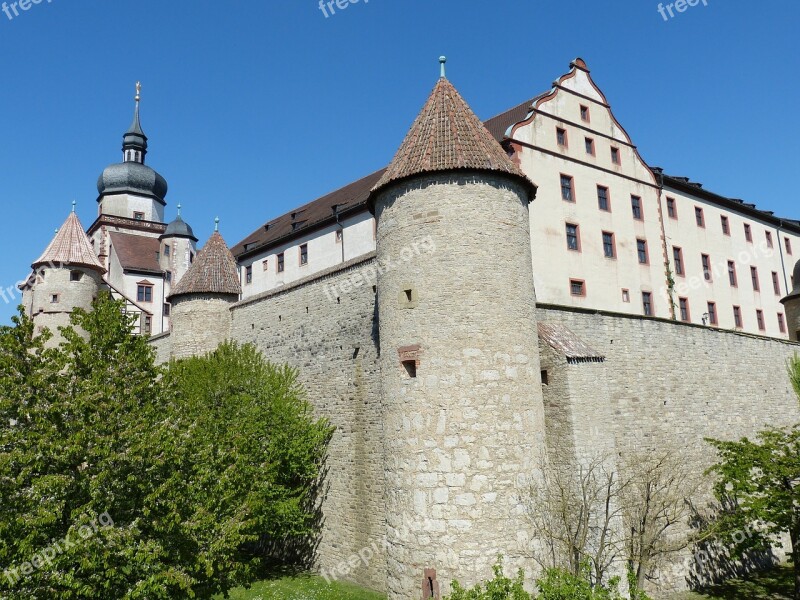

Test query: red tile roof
[33,212,105,273]
[232,96,538,260]
[373,78,533,194]
[169,231,241,299]
[108,232,162,274]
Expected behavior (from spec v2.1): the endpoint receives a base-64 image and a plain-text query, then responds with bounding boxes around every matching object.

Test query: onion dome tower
[368,58,545,599]
[781,259,800,341]
[96,83,168,222]
[167,219,241,359]
[21,203,107,344]
[159,204,199,293]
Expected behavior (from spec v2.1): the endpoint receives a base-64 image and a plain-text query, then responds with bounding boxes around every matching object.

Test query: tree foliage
[705,355,800,600]
[0,294,332,599]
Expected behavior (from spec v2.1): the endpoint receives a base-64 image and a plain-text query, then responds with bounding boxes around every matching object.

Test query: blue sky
[0,0,797,324]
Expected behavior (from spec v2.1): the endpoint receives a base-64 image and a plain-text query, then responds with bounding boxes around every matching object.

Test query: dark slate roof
[538,323,605,362]
[232,98,537,260]
[109,232,162,274]
[97,162,168,204]
[33,212,106,273]
[169,231,241,299]
[231,169,386,259]
[655,170,800,235]
[371,77,534,195]
[161,215,198,241]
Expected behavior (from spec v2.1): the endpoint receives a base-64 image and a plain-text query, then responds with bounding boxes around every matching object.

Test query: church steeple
[122,82,147,164]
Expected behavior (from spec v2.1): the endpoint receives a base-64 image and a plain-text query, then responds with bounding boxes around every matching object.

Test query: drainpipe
[334,206,345,264]
[776,223,790,293]
[653,168,676,320]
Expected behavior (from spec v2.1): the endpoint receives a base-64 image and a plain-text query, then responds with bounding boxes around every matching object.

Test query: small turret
[21,204,106,345]
[159,204,199,301]
[167,220,241,359]
[780,259,800,340]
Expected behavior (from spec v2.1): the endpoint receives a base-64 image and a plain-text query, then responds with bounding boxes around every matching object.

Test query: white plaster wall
[239,212,376,299]
[662,186,794,338]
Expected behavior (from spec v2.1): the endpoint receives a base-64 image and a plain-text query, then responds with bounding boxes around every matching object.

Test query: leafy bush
[0,295,333,599]
[536,568,623,600]
[446,556,531,600]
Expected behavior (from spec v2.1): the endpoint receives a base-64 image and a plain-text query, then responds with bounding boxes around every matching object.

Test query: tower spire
[122,81,148,164]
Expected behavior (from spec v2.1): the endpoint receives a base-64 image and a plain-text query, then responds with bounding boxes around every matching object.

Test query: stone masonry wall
[537,305,800,593]
[229,254,385,592]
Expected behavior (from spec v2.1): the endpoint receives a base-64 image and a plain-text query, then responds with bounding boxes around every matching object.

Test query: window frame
[707,301,718,326]
[585,137,595,156]
[679,297,691,323]
[300,243,309,266]
[556,127,568,148]
[580,105,590,122]
[750,266,760,292]
[245,264,253,284]
[744,223,753,243]
[610,146,621,165]
[728,261,738,287]
[666,197,677,219]
[733,305,743,328]
[597,185,610,211]
[701,254,712,281]
[569,278,586,298]
[756,309,765,332]
[637,238,649,265]
[602,231,616,259]
[566,223,581,252]
[642,291,653,317]
[673,246,685,277]
[137,284,153,303]
[277,252,285,273]
[773,271,781,296]
[560,174,575,202]
[694,206,705,228]
[721,215,730,236]
[779,313,787,334]
[631,195,643,221]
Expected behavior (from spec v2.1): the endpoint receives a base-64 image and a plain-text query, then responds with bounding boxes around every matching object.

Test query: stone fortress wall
[149,255,800,596]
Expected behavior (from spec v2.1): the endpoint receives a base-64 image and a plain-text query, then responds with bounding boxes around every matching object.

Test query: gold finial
[135,81,141,102]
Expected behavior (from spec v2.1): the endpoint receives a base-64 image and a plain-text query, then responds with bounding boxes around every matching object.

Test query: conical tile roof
[372,76,534,195]
[168,231,241,299]
[33,211,105,273]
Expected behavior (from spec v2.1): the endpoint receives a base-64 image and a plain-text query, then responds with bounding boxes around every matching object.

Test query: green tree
[0,294,332,598]
[705,356,800,600]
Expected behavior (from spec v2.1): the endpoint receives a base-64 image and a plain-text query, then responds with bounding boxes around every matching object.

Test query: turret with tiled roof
[167,220,240,359]
[32,204,105,274]
[371,56,536,201]
[168,221,241,300]
[21,204,108,347]
[372,58,546,599]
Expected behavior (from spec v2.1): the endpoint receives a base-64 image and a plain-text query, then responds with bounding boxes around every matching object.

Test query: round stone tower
[167,221,241,359]
[369,59,546,599]
[781,259,800,341]
[21,205,107,345]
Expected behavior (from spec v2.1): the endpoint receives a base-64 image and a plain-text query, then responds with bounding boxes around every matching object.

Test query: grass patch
[218,574,386,600]
[667,564,794,599]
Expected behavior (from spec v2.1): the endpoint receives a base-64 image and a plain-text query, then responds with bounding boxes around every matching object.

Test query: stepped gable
[168,231,241,299]
[33,211,105,273]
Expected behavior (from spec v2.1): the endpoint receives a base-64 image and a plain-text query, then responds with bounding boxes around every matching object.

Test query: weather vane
[135,81,141,102]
